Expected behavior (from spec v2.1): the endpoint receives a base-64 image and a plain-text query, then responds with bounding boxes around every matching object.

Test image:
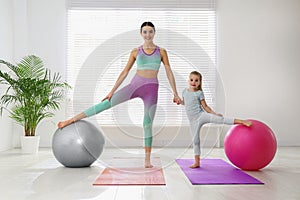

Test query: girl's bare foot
[57,119,73,129]
[189,163,200,168]
[190,155,200,168]
[243,120,252,127]
[235,119,252,127]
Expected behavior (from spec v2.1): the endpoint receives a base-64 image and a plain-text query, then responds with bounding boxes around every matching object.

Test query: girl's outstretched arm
[200,99,252,127]
[200,99,222,116]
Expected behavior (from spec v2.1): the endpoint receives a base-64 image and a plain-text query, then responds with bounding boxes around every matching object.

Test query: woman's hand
[102,92,114,102]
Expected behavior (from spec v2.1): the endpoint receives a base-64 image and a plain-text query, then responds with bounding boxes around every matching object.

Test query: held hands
[173,95,182,105]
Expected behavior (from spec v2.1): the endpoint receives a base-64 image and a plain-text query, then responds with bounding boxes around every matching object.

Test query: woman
[58,22,181,168]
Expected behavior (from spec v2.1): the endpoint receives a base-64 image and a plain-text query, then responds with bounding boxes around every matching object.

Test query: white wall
[2,0,67,149]
[1,0,299,150]
[26,0,67,147]
[217,0,300,146]
[0,0,13,151]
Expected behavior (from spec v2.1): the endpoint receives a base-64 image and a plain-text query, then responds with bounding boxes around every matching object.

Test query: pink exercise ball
[224,119,277,171]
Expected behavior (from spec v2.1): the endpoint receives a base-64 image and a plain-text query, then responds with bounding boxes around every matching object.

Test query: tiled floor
[0,147,299,200]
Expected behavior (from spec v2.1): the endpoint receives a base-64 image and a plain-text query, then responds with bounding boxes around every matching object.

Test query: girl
[180,71,251,168]
[58,22,181,168]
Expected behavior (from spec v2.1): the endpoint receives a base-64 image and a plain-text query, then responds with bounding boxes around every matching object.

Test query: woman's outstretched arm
[102,48,137,101]
[160,48,181,104]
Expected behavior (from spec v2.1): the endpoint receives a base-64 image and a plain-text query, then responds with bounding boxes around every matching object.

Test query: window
[66,0,216,127]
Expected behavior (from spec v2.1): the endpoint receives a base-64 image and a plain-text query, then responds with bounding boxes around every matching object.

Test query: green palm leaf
[0,55,71,136]
[18,55,45,79]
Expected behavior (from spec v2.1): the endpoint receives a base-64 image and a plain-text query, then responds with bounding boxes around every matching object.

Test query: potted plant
[0,55,70,153]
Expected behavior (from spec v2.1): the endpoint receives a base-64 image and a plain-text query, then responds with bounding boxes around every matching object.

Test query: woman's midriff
[136,69,158,78]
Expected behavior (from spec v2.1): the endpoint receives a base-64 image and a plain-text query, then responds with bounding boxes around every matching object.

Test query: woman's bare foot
[58,113,86,129]
[57,119,73,129]
[144,147,153,168]
[145,158,153,168]
[189,162,200,168]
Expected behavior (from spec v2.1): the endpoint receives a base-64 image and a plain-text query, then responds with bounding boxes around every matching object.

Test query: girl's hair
[190,71,203,91]
[140,22,155,33]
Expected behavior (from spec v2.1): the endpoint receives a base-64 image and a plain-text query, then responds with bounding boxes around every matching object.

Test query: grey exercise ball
[52,120,105,168]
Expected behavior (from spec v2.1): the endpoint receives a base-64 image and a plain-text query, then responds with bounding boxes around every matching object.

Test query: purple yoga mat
[176,159,264,185]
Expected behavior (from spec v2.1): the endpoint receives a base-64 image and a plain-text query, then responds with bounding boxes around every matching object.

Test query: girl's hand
[102,92,114,102]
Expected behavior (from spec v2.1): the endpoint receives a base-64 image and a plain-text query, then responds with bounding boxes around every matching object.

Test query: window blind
[67,0,215,11]
[66,1,216,127]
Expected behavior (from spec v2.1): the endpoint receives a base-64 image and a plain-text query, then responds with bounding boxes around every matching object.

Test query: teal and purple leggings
[84,74,159,147]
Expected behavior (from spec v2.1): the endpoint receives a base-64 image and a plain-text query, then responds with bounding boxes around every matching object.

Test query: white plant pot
[20,136,40,154]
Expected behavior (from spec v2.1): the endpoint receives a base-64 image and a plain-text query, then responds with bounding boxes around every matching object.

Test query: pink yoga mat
[93,157,166,186]
[176,158,264,185]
